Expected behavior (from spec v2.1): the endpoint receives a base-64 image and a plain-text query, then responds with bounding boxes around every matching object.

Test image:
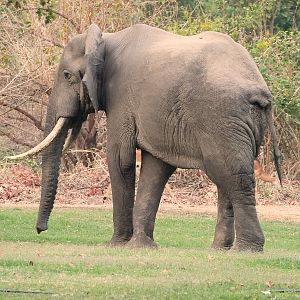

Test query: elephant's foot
[211,230,234,251]
[211,240,233,251]
[231,240,264,252]
[126,233,157,248]
[106,235,131,247]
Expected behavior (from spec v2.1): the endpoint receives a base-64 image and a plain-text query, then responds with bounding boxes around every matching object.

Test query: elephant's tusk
[62,122,82,153]
[63,130,74,153]
[6,117,68,160]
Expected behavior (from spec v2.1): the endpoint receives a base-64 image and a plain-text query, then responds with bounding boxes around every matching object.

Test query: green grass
[0,208,299,299]
[0,148,40,171]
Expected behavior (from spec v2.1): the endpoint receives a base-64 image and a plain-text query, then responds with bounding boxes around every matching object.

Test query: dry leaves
[0,164,40,202]
[1,161,299,207]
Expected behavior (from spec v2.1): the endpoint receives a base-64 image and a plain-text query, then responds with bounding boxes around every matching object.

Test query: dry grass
[1,155,299,207]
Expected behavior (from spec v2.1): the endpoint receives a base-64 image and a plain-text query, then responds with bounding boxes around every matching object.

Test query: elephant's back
[108,24,264,85]
[128,26,266,87]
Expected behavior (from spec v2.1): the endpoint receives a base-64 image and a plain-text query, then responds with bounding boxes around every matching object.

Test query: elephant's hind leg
[127,150,176,248]
[230,172,265,252]
[205,152,264,252]
[220,172,264,252]
[211,189,234,250]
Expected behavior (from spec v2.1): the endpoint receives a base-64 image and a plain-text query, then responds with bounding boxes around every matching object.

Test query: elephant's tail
[266,106,282,186]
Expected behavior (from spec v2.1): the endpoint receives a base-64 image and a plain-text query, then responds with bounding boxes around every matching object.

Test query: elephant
[8,23,282,252]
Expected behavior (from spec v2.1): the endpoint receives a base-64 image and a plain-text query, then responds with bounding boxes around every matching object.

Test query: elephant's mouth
[63,117,84,152]
[62,99,95,152]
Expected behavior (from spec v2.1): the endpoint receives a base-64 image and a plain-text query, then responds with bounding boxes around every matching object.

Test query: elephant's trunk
[36,117,69,233]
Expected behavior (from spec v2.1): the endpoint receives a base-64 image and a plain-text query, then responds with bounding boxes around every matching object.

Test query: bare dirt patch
[159,204,300,223]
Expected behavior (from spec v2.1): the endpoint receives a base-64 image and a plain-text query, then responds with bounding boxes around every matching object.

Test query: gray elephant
[9,24,281,252]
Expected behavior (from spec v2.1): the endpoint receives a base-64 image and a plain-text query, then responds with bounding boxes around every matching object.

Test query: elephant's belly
[135,101,212,170]
[158,151,205,170]
[137,126,205,170]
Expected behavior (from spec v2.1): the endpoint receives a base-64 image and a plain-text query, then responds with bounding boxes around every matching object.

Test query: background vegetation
[0,3,299,297]
[0,0,299,179]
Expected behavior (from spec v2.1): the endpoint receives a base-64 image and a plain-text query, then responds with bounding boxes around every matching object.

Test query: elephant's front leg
[107,142,136,246]
[127,150,176,248]
[211,188,234,250]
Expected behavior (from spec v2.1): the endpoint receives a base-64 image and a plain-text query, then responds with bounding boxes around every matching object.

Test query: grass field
[0,208,299,299]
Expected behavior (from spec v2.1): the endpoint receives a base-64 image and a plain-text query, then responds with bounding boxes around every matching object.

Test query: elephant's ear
[82,23,105,112]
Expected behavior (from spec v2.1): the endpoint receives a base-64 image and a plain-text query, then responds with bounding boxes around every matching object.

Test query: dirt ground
[1,163,299,223]
[1,202,300,223]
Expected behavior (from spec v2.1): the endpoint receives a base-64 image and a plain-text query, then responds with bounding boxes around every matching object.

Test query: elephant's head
[7,24,105,233]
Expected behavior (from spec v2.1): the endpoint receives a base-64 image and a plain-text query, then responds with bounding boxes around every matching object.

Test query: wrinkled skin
[36,24,282,252]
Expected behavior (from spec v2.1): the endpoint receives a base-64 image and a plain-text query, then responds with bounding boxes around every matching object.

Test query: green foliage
[167,1,300,126]
[6,0,57,24]
[178,0,299,33]
[274,0,300,31]
[36,0,56,25]
[249,31,300,123]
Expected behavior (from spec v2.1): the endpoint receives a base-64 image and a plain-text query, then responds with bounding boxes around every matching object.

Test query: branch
[42,37,64,48]
[0,129,33,148]
[19,7,81,33]
[0,118,40,137]
[30,32,64,48]
[270,0,281,35]
[1,103,44,131]
[0,99,30,117]
[30,98,48,106]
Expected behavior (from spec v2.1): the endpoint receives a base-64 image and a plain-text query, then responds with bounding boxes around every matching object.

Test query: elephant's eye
[63,70,72,80]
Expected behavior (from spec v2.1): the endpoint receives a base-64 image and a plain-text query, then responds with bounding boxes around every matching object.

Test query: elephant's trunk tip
[36,222,48,234]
